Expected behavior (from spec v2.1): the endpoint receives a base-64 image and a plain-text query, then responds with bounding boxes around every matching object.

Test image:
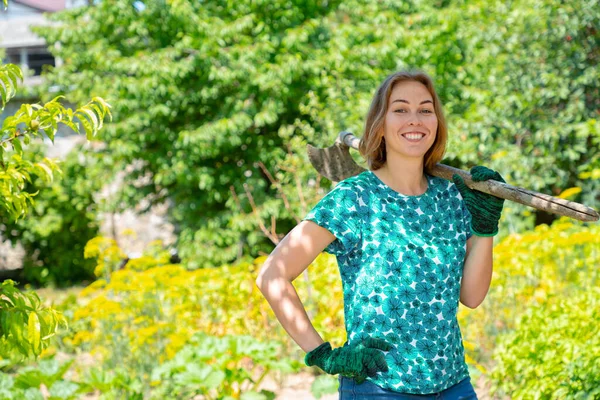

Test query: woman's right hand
[304,338,393,383]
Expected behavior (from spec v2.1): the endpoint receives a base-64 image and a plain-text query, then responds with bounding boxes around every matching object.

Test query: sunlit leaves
[491,288,600,397]
[0,63,23,109]
[459,218,600,396]
[0,280,68,360]
[0,63,111,222]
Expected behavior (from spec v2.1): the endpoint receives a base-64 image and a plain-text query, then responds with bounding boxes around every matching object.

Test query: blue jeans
[338,376,478,400]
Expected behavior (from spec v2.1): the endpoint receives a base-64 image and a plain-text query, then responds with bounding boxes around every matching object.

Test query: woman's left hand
[452,166,506,237]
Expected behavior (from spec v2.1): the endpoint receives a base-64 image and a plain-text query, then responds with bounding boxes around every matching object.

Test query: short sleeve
[302,182,362,257]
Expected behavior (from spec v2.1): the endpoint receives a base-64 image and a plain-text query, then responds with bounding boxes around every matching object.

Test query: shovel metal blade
[307,142,365,182]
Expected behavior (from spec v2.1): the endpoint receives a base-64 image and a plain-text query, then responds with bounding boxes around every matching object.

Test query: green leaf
[32,162,54,184]
[311,375,339,399]
[27,312,41,356]
[48,380,80,400]
[12,138,22,155]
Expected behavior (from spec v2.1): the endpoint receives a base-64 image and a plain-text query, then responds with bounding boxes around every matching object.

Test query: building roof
[14,0,66,12]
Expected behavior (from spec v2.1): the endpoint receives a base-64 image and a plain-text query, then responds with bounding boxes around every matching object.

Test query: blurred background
[0,0,598,399]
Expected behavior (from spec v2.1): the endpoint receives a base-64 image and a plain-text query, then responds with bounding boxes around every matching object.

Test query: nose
[407,114,423,126]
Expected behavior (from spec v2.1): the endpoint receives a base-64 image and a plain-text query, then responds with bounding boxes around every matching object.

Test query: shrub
[490,288,600,398]
[459,218,600,366]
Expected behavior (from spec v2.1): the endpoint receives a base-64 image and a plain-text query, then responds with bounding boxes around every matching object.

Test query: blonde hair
[358,70,448,174]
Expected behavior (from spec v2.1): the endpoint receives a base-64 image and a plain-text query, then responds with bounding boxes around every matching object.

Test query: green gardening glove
[304,338,393,384]
[452,166,506,237]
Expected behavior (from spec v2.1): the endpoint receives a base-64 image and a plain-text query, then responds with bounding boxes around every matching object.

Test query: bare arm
[255,220,336,353]
[460,235,494,309]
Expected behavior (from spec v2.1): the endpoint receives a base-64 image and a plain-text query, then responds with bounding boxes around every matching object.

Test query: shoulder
[328,171,371,197]
[429,174,452,191]
[318,173,372,219]
[429,174,461,199]
[337,171,370,188]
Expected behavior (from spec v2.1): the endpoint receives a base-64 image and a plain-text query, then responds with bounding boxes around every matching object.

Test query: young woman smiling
[256,70,505,399]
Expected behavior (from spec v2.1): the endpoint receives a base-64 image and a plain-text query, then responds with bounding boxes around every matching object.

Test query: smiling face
[381,80,438,162]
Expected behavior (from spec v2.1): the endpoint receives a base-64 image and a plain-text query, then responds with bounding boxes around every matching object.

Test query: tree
[1,64,111,221]
[30,0,598,271]
[447,0,600,225]
[1,46,110,356]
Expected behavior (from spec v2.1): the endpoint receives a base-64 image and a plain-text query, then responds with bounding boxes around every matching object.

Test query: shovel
[307,131,599,223]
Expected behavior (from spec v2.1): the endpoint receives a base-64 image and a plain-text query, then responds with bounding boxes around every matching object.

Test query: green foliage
[0,141,104,287]
[0,373,43,400]
[0,280,67,361]
[457,218,600,397]
[490,288,600,398]
[0,64,22,109]
[450,0,600,210]
[80,365,145,400]
[310,375,339,399]
[0,357,86,400]
[59,240,315,394]
[2,219,595,396]
[0,62,112,223]
[459,219,600,357]
[150,332,297,400]
[0,51,109,365]
[41,237,339,397]
[1,330,298,400]
[32,0,599,270]
[0,59,112,287]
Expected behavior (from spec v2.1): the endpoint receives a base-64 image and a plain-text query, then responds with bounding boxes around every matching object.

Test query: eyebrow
[392,99,433,105]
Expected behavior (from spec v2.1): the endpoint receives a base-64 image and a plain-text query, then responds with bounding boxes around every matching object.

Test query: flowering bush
[458,217,600,396]
[37,217,598,398]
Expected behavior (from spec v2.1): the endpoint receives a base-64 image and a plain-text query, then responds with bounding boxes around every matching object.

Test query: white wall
[0,2,41,20]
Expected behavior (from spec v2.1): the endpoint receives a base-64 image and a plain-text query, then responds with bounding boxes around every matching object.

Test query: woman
[255,70,505,399]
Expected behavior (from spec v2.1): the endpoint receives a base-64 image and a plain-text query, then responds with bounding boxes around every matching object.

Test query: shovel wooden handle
[337,131,599,222]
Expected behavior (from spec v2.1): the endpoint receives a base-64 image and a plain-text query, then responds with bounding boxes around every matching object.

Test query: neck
[376,157,427,196]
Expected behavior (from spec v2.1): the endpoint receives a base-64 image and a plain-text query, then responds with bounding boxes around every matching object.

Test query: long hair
[358,70,448,174]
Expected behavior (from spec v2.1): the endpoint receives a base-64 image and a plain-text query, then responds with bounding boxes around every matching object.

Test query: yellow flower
[72,331,94,346]
[136,326,160,345]
[133,316,149,325]
[40,346,57,358]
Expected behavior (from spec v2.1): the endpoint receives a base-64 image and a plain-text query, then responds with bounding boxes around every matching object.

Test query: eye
[394,109,434,114]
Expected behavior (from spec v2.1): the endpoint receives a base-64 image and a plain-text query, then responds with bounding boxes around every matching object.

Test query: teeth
[403,134,424,140]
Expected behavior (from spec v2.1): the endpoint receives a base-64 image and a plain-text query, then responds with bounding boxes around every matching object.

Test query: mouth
[400,132,426,142]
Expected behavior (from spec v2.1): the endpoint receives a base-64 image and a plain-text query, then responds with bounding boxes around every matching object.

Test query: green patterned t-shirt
[303,170,473,394]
